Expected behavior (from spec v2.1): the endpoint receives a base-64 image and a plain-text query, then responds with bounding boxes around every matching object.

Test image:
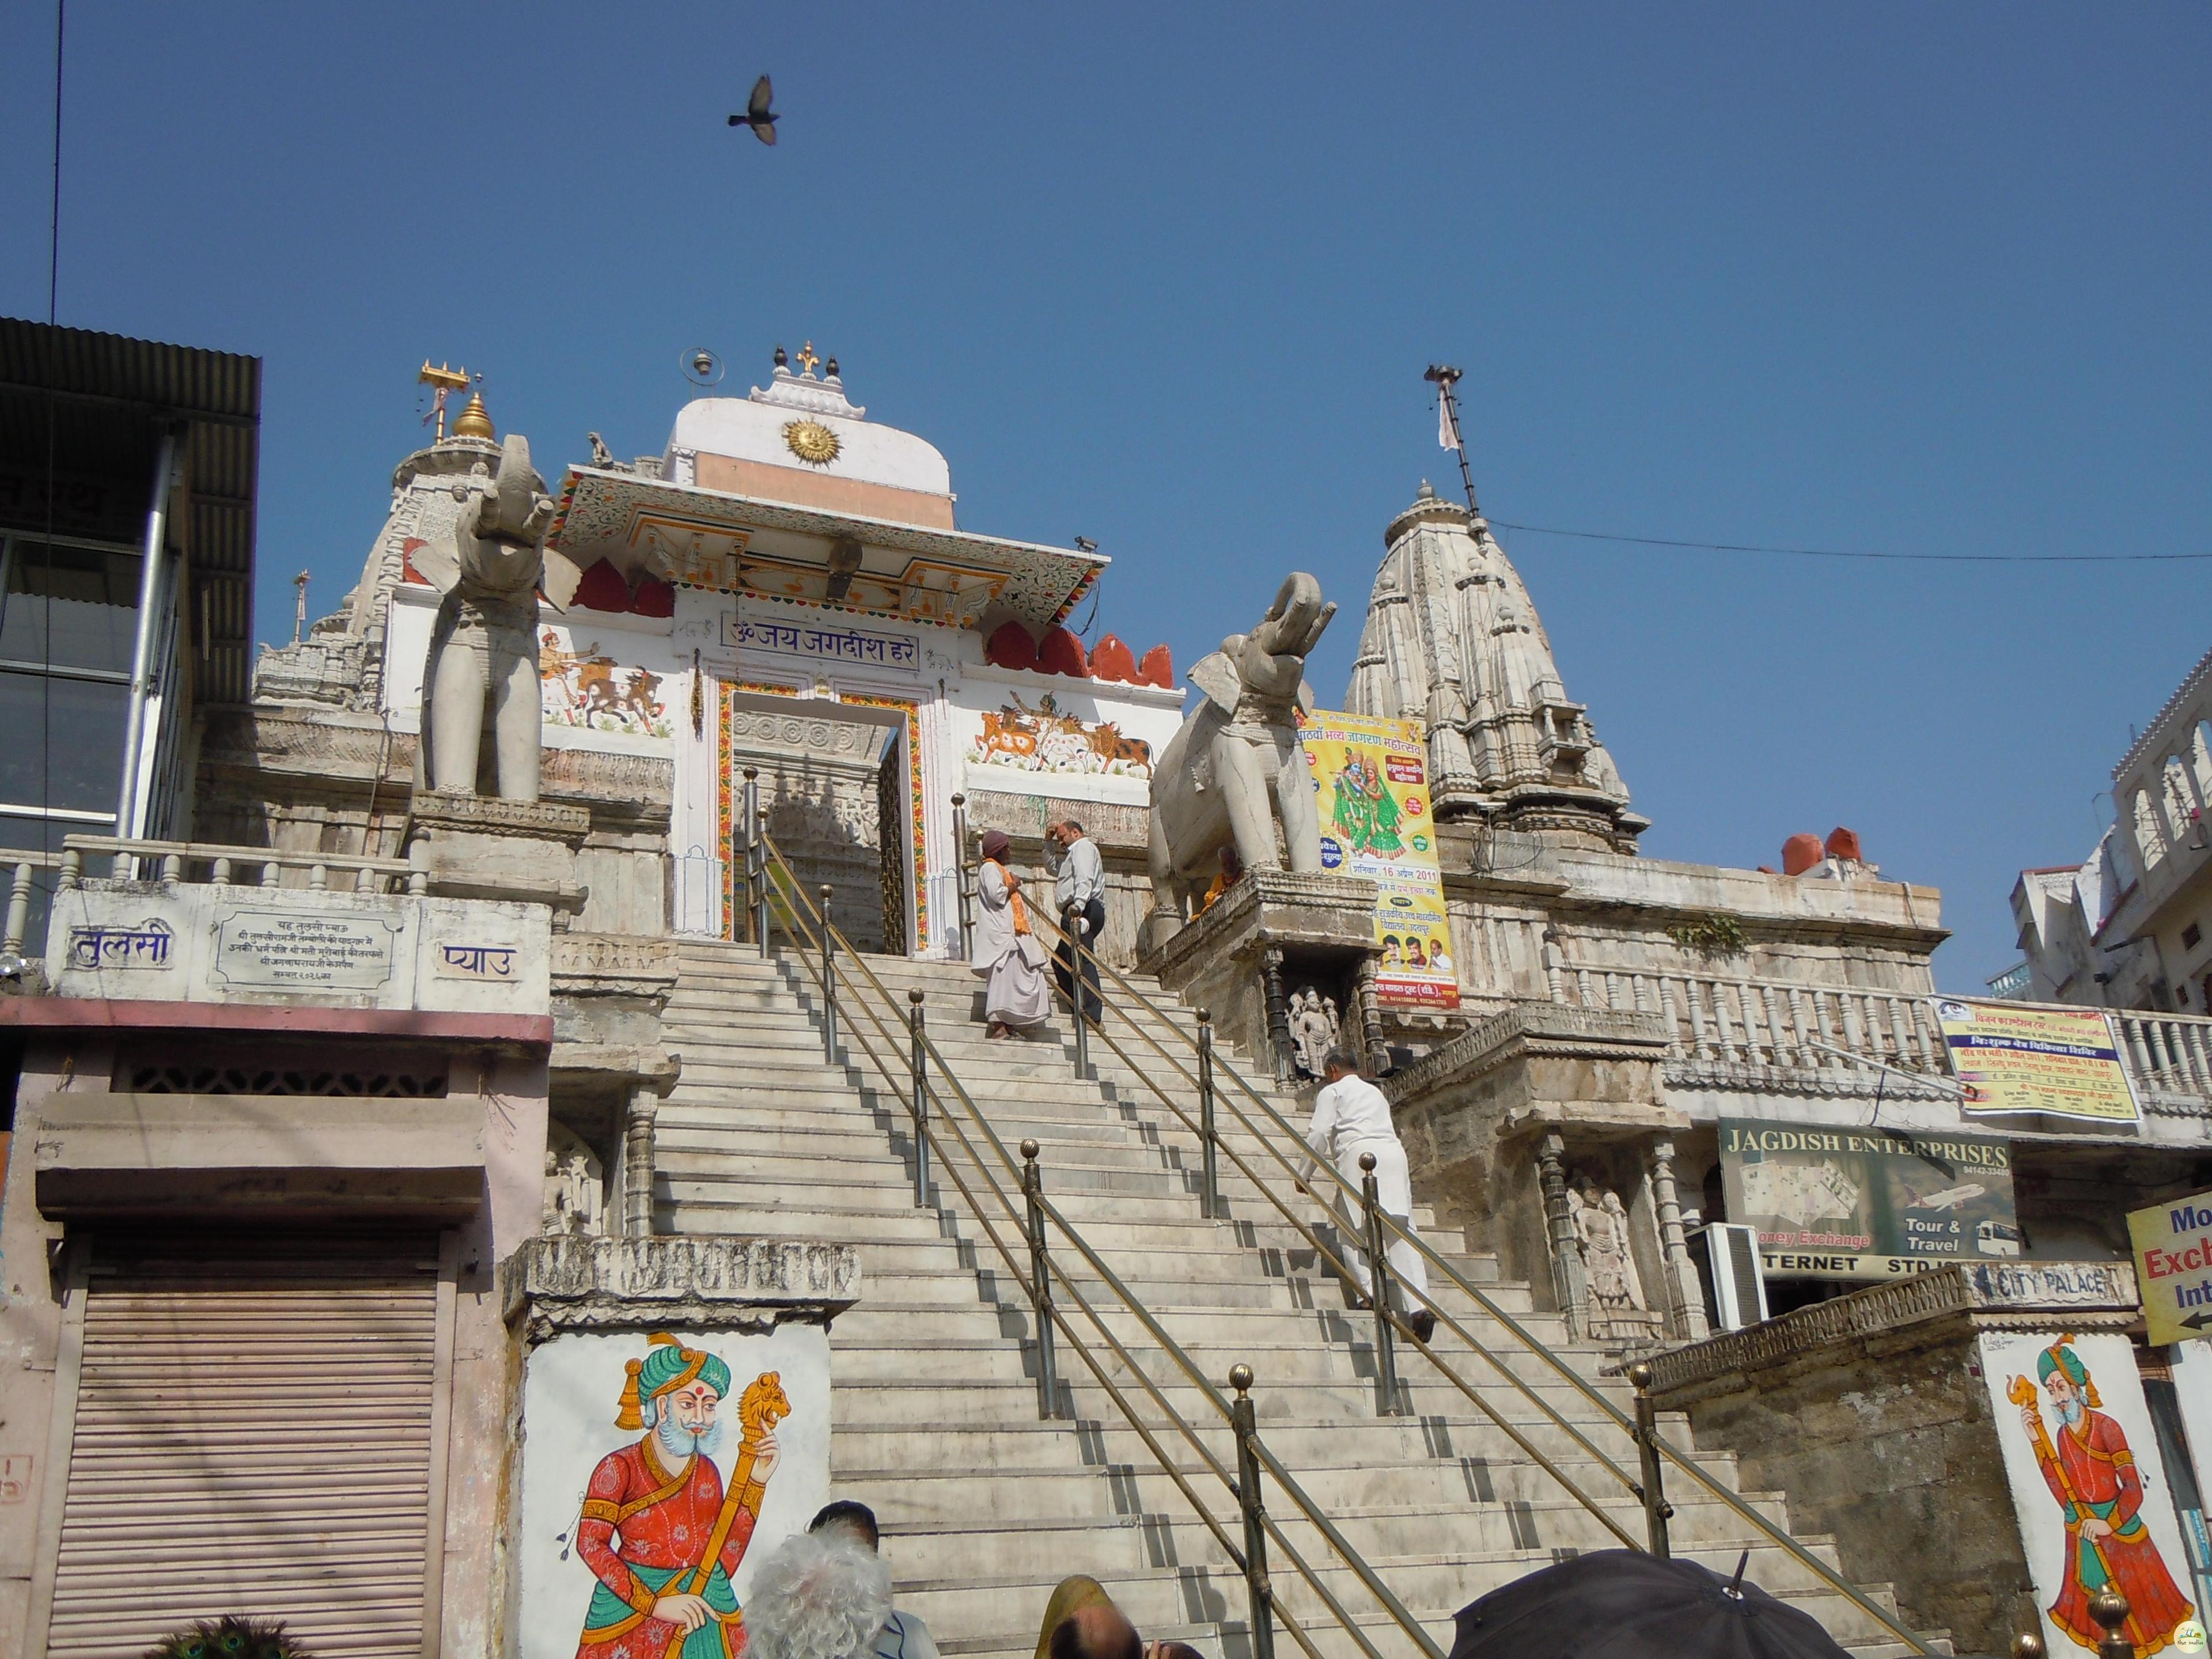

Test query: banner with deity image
[1300,710,1459,1010]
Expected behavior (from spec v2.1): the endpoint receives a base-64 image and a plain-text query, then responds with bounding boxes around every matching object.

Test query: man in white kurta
[1300,1048,1434,1339]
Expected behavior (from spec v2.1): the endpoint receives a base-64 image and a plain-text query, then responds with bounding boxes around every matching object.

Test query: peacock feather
[143,1616,310,1659]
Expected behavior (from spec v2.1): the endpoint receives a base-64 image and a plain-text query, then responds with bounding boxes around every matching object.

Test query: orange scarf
[986,861,1031,935]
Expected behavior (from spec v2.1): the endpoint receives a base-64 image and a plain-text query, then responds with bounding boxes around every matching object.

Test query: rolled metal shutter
[46,1232,443,1659]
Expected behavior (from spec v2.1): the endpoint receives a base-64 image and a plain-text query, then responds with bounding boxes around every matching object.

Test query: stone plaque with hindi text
[214,911,397,991]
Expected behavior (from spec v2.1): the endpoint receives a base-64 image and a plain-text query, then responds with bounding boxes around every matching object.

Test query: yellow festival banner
[1933,996,2141,1124]
[1300,711,1459,1010]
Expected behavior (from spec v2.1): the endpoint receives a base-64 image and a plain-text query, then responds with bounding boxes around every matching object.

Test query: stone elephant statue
[1143,573,1336,946]
[414,434,581,802]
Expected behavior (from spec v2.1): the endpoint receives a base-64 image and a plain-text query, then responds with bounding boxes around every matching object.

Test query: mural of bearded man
[2014,1335,2195,1655]
[574,1334,785,1659]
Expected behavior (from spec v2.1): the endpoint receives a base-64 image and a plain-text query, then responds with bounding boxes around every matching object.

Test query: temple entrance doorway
[726,691,914,955]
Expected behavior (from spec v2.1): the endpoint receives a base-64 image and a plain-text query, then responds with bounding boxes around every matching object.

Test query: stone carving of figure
[543,1120,607,1237]
[1289,988,1339,1079]
[415,434,576,802]
[1571,1177,1648,1327]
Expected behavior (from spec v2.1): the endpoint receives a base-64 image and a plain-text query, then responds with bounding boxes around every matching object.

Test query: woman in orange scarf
[971,830,1051,1038]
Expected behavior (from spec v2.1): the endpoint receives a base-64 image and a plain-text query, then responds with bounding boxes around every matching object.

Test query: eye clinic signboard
[1933,996,2141,1124]
[1721,1118,2021,1281]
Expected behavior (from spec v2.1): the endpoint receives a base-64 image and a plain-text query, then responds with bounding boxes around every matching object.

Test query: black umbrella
[1449,1550,1854,1659]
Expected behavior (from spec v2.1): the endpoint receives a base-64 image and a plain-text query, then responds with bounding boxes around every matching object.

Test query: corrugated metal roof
[1,317,260,705]
[0,317,259,422]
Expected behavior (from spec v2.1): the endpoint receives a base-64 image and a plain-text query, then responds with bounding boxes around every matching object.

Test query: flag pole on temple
[1425,363,1482,520]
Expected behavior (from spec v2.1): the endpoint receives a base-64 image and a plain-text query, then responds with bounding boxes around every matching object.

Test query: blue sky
[3,3,2205,984]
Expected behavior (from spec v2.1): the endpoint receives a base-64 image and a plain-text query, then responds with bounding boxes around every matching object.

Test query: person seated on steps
[1035,1575,1207,1659]
[1296,1047,1438,1345]
[808,1501,937,1659]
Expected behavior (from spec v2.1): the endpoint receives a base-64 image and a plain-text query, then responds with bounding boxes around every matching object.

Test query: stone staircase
[654,940,1931,1658]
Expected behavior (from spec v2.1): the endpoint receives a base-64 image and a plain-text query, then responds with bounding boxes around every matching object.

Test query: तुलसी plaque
[213,911,397,991]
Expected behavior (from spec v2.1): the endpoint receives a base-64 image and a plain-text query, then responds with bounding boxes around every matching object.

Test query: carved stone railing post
[1537,1132,1586,1340]
[1646,1137,1709,1342]
[1541,929,1567,1002]
[622,1086,661,1237]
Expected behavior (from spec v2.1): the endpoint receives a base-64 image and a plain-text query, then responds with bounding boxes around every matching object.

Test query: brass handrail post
[950,793,974,957]
[908,987,930,1207]
[742,767,762,949]
[1361,1153,1403,1417]
[753,806,771,953]
[1069,906,1091,1082]
[2090,1591,2133,1659]
[820,885,838,1062]
[1628,1362,1671,1557]
[1230,1363,1278,1659]
[1197,1008,1222,1221]
[1022,1139,1059,1419]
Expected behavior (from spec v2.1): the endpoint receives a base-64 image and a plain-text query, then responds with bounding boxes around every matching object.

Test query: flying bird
[729,75,778,145]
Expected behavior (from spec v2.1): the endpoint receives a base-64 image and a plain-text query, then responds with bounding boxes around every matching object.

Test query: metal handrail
[1018,903,1930,1653]
[754,842,1444,1659]
[755,860,1381,1659]
[1017,908,1645,1530]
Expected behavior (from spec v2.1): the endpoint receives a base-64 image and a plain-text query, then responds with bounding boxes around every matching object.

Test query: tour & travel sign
[1721,1118,2021,1282]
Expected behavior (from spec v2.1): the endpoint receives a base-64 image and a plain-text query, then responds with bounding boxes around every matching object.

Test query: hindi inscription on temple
[213,911,398,991]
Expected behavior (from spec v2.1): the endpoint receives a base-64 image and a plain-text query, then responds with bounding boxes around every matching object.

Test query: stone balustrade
[1560,958,2212,1115]
[56,832,426,897]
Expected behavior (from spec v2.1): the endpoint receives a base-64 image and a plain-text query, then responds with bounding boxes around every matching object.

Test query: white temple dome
[664,348,955,528]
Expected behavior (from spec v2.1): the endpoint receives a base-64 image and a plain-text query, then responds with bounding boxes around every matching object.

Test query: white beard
[656,1414,725,1461]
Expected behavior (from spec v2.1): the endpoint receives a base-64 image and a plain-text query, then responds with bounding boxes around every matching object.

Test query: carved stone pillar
[622,1086,660,1237]
[1262,946,1295,1082]
[1537,1132,1586,1340]
[1354,957,1388,1076]
[1541,928,1567,1002]
[1646,1136,1709,1341]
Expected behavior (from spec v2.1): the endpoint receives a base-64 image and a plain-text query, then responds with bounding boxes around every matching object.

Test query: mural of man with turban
[574,1334,786,1659]
[2012,1335,2195,1655]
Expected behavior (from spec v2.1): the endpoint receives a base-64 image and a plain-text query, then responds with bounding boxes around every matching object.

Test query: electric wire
[1487,519,2212,564]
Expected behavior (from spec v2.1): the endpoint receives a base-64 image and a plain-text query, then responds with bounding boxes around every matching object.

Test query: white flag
[1438,392,1463,452]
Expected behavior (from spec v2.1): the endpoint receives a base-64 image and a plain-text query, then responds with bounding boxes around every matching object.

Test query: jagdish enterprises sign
[1720,1119,2021,1282]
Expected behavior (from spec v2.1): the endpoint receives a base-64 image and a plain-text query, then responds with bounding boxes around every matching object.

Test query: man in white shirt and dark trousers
[1048,819,1105,1027]
[1300,1047,1436,1343]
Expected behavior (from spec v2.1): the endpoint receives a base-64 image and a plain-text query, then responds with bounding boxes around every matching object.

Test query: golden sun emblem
[782,419,840,466]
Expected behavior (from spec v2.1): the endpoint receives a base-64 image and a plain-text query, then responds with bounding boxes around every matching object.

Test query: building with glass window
[0,319,259,947]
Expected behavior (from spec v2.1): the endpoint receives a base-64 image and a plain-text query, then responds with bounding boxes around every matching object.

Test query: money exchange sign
[1721,1118,2021,1282]
[1300,711,1459,1010]
[1933,997,2141,1124]
[2128,1187,2212,1347]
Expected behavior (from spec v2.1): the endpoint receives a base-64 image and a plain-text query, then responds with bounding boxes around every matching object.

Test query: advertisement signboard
[1934,996,2141,1124]
[2130,1187,2212,1348]
[1720,1118,2021,1281]
[1299,711,1459,1010]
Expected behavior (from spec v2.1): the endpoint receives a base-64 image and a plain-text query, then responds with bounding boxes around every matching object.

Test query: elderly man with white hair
[743,1526,895,1659]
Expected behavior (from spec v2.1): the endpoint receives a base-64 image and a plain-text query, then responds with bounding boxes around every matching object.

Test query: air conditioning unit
[1690,1224,1770,1331]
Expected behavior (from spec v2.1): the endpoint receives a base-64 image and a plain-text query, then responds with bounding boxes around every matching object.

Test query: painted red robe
[2030,1408,2196,1656]
[574,1435,762,1659]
